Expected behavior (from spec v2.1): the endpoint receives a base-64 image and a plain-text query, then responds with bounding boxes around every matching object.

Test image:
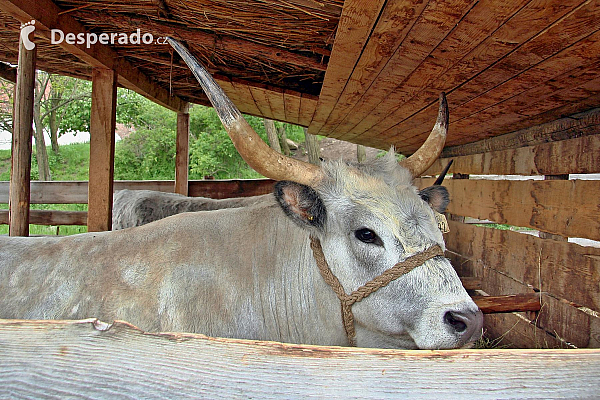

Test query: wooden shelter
[0,0,599,396]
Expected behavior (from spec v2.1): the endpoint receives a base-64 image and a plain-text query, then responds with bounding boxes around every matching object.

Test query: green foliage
[114,126,176,180]
[187,106,266,179]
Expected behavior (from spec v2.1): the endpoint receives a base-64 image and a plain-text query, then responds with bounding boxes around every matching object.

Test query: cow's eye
[355,228,383,246]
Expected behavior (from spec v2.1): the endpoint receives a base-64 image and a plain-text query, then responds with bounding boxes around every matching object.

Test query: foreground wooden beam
[0,319,598,398]
[8,34,36,236]
[175,106,190,196]
[0,0,186,112]
[87,68,117,232]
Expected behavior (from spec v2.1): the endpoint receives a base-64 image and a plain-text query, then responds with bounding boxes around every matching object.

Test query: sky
[0,129,110,150]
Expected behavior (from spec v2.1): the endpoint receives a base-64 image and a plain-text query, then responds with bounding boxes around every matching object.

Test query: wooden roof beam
[0,0,187,112]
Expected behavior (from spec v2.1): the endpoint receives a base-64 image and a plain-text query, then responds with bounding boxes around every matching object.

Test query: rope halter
[309,236,444,346]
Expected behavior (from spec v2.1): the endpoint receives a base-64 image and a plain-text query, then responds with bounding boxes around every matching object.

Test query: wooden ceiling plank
[448,33,600,123]
[248,85,276,120]
[230,79,263,117]
[374,0,599,150]
[332,0,524,141]
[382,30,600,147]
[266,89,287,122]
[283,89,302,125]
[314,0,429,137]
[298,93,318,127]
[307,0,387,135]
[344,0,587,148]
[0,0,186,112]
[444,0,600,121]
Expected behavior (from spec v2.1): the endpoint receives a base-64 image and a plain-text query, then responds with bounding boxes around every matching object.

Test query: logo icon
[20,20,36,51]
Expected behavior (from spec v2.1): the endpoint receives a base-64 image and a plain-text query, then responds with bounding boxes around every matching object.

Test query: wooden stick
[473,293,541,314]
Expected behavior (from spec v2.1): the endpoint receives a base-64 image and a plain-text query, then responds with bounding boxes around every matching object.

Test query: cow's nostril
[444,311,468,333]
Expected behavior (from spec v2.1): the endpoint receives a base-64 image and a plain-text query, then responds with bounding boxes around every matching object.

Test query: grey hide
[0,153,482,349]
[112,189,271,230]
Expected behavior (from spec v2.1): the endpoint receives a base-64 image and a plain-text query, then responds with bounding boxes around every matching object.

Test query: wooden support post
[87,68,117,232]
[175,105,190,196]
[8,34,36,236]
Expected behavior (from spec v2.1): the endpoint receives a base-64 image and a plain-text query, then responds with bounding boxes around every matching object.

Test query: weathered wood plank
[446,251,565,348]
[9,34,36,236]
[445,220,600,313]
[373,0,598,151]
[336,0,527,142]
[445,221,600,347]
[333,0,476,142]
[0,179,275,204]
[318,0,429,136]
[424,134,600,176]
[298,93,318,127]
[283,89,301,126]
[0,319,598,399]
[248,84,276,120]
[440,107,600,158]
[419,179,600,241]
[308,0,386,135]
[187,179,275,199]
[0,209,87,226]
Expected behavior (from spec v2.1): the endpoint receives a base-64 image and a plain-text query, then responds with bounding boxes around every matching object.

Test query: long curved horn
[168,38,323,185]
[399,93,449,177]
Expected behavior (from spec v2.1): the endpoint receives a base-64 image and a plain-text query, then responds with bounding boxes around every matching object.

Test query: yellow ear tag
[434,211,450,234]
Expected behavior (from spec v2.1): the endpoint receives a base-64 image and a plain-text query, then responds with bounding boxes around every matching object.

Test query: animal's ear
[274,181,326,230]
[419,185,450,213]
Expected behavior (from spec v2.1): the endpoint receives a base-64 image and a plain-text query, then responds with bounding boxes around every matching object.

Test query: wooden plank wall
[415,113,600,348]
[1,319,599,398]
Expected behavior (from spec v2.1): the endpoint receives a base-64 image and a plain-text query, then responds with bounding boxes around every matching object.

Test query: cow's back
[0,198,321,341]
[112,189,272,229]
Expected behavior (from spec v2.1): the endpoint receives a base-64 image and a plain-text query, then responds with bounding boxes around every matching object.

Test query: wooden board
[368,0,600,152]
[424,134,600,176]
[445,221,600,313]
[440,107,600,158]
[1,319,599,399]
[187,179,275,199]
[445,221,600,348]
[0,179,275,204]
[418,178,600,241]
[335,0,527,142]
[0,209,87,226]
[308,0,386,135]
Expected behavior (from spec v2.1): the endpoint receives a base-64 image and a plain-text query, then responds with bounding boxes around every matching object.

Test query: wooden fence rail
[0,179,276,204]
[1,319,598,399]
[0,179,276,226]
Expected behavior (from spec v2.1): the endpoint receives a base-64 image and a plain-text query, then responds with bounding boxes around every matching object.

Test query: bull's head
[169,39,482,349]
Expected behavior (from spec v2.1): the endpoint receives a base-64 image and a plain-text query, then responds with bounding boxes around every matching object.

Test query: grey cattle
[0,39,482,349]
[112,189,270,229]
